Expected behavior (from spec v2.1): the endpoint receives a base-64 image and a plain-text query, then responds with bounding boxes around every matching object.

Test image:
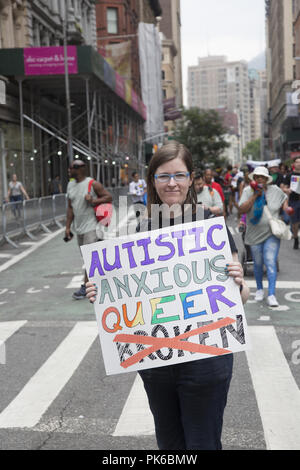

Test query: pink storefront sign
[140,101,147,120]
[115,73,125,100]
[24,46,78,76]
[131,90,139,112]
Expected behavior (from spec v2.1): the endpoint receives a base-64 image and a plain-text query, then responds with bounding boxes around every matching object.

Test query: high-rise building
[159,0,183,110]
[249,69,263,142]
[265,0,297,159]
[187,56,251,149]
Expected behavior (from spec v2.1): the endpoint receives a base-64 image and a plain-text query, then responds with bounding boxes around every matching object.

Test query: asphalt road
[0,213,300,451]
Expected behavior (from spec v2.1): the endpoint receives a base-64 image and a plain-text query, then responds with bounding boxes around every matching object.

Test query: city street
[0,213,300,451]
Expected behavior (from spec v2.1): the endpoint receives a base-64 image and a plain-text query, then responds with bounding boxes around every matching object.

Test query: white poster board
[290,175,300,195]
[81,217,250,376]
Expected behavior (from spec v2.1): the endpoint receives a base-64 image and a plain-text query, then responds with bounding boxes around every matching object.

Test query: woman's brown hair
[146,141,198,216]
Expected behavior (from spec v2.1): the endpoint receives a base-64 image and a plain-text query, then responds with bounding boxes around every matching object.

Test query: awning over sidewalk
[0,46,146,121]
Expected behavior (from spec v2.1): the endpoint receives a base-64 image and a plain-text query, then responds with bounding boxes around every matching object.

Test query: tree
[172,107,229,169]
[242,139,261,160]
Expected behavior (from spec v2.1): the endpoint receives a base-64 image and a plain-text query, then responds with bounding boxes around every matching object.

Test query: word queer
[102,282,236,334]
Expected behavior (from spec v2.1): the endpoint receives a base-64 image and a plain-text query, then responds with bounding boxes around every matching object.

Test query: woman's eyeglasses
[154,172,190,183]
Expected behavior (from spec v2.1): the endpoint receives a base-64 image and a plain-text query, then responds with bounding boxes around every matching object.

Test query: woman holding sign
[87,142,249,450]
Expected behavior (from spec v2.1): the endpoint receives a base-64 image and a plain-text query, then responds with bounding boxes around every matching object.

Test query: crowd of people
[192,158,300,307]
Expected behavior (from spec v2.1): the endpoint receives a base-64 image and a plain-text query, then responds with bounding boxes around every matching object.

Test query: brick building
[95,0,162,96]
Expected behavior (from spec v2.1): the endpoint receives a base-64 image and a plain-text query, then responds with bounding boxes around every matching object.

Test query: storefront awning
[0,46,146,121]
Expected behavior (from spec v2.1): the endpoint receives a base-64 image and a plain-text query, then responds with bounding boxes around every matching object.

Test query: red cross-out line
[114,316,235,369]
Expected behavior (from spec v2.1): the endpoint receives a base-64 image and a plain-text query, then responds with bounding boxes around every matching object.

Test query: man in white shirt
[129,171,147,205]
[194,173,223,216]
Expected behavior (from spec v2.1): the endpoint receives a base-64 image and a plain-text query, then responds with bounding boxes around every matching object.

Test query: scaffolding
[0,46,146,198]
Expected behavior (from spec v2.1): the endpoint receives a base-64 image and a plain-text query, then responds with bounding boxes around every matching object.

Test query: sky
[181,0,266,105]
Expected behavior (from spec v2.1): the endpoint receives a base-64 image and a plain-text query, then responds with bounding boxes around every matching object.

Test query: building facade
[187,55,251,149]
[0,0,97,49]
[95,0,162,96]
[159,0,183,109]
[265,0,298,159]
[249,69,263,143]
[0,0,148,202]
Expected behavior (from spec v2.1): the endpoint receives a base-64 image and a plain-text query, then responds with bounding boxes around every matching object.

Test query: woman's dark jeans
[10,195,22,218]
[139,354,233,450]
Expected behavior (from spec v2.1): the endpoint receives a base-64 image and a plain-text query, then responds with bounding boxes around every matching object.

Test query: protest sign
[290,175,300,195]
[81,217,250,376]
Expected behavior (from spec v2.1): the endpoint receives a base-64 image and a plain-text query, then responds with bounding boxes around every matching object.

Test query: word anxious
[98,255,228,304]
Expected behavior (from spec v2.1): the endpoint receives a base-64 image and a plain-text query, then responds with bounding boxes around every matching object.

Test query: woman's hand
[86,281,97,303]
[227,255,250,304]
[225,262,243,286]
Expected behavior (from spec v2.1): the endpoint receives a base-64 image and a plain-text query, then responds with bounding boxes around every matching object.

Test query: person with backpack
[65,160,112,300]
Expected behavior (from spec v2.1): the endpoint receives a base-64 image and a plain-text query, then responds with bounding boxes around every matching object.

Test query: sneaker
[72,284,86,300]
[255,289,264,302]
[294,238,299,250]
[267,295,279,307]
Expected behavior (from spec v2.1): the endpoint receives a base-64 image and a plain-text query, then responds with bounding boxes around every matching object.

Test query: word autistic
[89,224,226,278]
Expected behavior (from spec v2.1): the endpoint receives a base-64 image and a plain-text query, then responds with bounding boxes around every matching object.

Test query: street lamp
[63,0,73,165]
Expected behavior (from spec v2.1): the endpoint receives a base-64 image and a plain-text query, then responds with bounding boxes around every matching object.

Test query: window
[107,8,118,34]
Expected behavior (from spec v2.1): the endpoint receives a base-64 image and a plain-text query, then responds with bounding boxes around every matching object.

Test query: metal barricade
[53,194,68,228]
[23,198,40,240]
[1,201,24,248]
[39,196,55,233]
[0,188,127,248]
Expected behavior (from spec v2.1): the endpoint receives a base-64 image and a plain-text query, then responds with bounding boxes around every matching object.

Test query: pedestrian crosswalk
[0,320,300,449]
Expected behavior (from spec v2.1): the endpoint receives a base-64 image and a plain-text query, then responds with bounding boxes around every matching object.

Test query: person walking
[284,156,300,249]
[223,165,233,216]
[50,175,62,195]
[86,141,249,450]
[194,172,223,216]
[65,160,112,300]
[203,168,226,216]
[239,166,290,307]
[268,162,285,188]
[6,174,30,218]
[129,171,147,205]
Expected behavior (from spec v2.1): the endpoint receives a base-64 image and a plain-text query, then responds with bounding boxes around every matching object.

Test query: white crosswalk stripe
[0,321,300,451]
[113,374,154,437]
[246,327,300,450]
[0,321,28,343]
[0,322,98,429]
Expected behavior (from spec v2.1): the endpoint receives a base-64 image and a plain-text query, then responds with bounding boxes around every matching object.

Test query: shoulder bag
[88,179,113,227]
[264,205,292,241]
